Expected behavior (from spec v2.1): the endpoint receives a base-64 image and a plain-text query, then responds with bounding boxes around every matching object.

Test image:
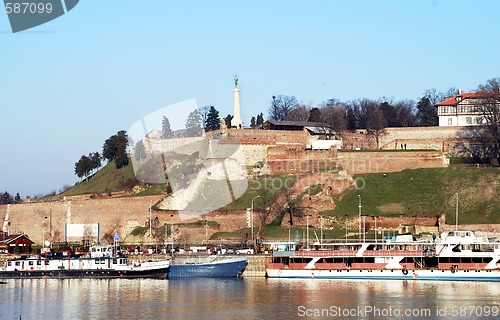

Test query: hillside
[61,159,166,197]
[59,159,500,225]
[327,167,500,224]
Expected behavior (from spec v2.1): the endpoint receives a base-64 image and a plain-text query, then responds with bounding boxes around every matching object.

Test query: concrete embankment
[243,255,271,277]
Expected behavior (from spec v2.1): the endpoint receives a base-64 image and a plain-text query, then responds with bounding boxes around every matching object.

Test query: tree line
[0,191,22,204]
[74,130,129,180]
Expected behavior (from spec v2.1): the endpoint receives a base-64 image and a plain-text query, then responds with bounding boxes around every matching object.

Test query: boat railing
[295,250,357,257]
[363,250,424,257]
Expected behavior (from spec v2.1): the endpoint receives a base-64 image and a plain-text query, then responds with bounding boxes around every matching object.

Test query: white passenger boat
[266,230,500,281]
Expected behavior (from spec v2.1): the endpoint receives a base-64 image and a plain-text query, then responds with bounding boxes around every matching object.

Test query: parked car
[236,248,254,255]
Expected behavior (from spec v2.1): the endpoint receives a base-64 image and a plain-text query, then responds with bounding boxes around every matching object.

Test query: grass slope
[62,159,141,196]
[328,167,500,224]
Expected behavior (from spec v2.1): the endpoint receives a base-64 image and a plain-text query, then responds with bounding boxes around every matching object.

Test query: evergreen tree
[250,116,256,128]
[162,116,173,138]
[416,97,438,126]
[115,151,129,169]
[103,131,129,162]
[134,140,147,162]
[185,109,202,137]
[75,155,91,180]
[0,192,14,204]
[90,152,101,174]
[224,114,233,128]
[256,113,264,126]
[205,106,221,131]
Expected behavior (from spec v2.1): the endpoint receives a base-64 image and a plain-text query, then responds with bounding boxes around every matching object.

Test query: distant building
[0,234,34,254]
[435,91,500,126]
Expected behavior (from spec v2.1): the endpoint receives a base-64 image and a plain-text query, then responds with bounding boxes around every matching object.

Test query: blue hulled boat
[168,256,247,278]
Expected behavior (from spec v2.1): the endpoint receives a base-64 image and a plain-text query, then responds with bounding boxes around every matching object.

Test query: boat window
[8,262,12,266]
[37,261,42,265]
[91,248,96,252]
[95,259,100,264]
[15,261,20,266]
[29,261,34,266]
[45,260,50,265]
[113,258,117,264]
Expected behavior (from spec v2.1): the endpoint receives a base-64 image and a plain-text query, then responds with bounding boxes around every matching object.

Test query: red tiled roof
[435,91,499,106]
[0,233,34,244]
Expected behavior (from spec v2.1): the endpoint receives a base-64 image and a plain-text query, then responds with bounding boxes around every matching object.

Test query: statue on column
[234,75,238,88]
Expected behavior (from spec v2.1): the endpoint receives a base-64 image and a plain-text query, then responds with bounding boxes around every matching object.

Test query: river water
[1,278,499,319]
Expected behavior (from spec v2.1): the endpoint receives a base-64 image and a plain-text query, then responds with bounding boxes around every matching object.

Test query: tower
[232,76,243,129]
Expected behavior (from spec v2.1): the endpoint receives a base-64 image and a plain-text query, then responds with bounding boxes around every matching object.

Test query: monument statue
[234,75,238,87]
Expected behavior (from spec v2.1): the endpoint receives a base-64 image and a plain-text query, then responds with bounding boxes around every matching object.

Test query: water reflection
[1,278,499,319]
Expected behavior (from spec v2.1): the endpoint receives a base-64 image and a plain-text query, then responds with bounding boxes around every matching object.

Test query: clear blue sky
[1,0,499,197]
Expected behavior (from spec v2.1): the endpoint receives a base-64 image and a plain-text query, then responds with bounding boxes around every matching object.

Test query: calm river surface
[1,278,499,319]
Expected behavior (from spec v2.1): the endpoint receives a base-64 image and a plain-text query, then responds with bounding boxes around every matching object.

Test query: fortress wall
[380,126,469,152]
[1,195,164,245]
[337,151,447,175]
[226,128,309,145]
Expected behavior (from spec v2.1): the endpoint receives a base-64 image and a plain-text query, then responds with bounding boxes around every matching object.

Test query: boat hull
[168,258,247,278]
[0,267,169,279]
[266,268,500,281]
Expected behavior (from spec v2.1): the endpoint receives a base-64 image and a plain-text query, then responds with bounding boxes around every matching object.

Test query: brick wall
[337,151,447,174]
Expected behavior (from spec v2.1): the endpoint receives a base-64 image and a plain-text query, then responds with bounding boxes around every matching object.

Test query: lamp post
[251,195,260,246]
[164,223,167,255]
[362,215,366,243]
[319,215,323,250]
[205,219,208,249]
[170,214,174,253]
[149,200,152,240]
[358,195,362,241]
[306,214,312,250]
[345,214,348,244]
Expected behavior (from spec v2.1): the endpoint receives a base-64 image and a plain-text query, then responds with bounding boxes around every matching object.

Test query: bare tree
[268,95,298,121]
[286,104,310,121]
[198,106,211,129]
[367,105,387,149]
[477,78,500,94]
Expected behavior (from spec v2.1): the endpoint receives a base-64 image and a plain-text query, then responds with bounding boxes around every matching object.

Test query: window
[448,118,453,125]
[29,261,34,266]
[466,117,472,125]
[37,261,42,265]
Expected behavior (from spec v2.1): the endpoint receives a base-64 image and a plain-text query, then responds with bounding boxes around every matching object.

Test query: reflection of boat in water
[266,230,500,281]
[168,255,247,278]
[0,245,169,279]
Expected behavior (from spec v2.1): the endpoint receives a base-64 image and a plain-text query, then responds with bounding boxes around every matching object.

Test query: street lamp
[170,214,174,253]
[205,219,208,248]
[251,195,260,246]
[306,214,312,250]
[358,195,362,241]
[319,216,323,250]
[345,214,348,244]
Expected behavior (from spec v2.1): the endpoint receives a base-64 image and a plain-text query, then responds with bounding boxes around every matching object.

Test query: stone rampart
[337,151,447,175]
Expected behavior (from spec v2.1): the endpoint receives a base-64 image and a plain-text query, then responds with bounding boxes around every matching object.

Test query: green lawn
[327,167,500,224]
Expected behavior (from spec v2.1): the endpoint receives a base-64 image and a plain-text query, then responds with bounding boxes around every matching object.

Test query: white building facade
[435,91,499,127]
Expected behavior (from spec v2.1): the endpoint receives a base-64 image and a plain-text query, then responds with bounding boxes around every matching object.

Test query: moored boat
[266,230,500,281]
[168,255,247,278]
[0,245,170,279]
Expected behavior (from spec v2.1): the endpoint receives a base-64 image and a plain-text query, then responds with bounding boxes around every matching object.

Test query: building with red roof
[434,90,500,126]
[0,233,34,254]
